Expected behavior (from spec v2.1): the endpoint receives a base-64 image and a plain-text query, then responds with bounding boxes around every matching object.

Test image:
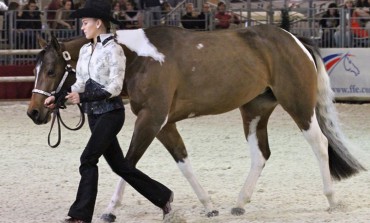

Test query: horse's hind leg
[300,111,336,208]
[232,91,278,215]
[279,97,335,209]
[156,123,219,217]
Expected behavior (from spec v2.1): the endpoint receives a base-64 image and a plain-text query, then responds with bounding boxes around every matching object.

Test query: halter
[32,51,74,97]
[32,49,85,148]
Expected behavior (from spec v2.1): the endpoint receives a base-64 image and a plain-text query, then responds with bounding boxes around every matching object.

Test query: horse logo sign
[323,53,360,76]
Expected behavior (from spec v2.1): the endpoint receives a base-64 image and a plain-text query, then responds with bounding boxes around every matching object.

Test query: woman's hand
[44,96,56,109]
[65,92,80,104]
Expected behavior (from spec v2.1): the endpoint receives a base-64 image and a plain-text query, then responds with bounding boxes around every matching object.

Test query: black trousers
[68,108,172,222]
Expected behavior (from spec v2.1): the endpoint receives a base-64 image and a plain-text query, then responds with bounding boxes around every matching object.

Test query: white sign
[321,48,370,101]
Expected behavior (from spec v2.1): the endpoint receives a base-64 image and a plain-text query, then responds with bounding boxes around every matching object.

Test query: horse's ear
[37,34,48,49]
[50,35,61,51]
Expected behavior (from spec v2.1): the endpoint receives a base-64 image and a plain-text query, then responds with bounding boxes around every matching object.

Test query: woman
[44,0,173,222]
[214,1,240,29]
[46,0,63,29]
[123,1,143,29]
[111,0,125,30]
[334,0,355,47]
[55,0,74,30]
[319,3,340,47]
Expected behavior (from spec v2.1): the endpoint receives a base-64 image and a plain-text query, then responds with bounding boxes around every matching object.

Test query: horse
[27,25,365,222]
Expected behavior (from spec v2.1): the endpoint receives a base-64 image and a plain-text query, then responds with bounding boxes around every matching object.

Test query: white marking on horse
[188,112,196,118]
[192,67,196,72]
[281,29,316,70]
[196,43,204,49]
[34,62,41,88]
[236,116,266,207]
[178,158,214,211]
[160,115,169,131]
[104,178,126,214]
[116,29,165,64]
[301,111,335,206]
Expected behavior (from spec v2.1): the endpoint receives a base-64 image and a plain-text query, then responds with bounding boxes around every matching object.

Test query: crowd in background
[319,0,370,47]
[0,0,232,49]
[1,0,370,49]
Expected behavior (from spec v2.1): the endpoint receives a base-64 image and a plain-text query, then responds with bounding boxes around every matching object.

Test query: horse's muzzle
[27,108,49,125]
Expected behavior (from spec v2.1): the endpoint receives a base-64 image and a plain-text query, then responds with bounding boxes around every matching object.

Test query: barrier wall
[0,65,34,99]
[321,48,370,102]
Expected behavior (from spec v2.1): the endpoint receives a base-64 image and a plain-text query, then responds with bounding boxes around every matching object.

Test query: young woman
[44,0,173,222]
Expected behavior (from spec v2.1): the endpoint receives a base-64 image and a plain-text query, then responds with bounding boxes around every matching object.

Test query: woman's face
[64,1,72,10]
[114,3,120,11]
[125,2,133,10]
[345,1,353,8]
[81,18,99,39]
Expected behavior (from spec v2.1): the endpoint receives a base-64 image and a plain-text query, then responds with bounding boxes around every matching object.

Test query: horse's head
[27,35,77,124]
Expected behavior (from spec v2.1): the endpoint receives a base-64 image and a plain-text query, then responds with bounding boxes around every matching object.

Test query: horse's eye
[47,70,55,76]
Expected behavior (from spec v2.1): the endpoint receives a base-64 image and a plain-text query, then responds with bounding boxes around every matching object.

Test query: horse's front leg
[101,107,169,222]
[156,123,219,217]
[232,95,276,215]
[101,178,127,222]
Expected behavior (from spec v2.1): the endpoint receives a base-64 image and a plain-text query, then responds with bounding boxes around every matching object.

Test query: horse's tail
[300,39,366,181]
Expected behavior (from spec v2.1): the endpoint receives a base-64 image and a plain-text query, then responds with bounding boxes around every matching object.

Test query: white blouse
[72,34,126,98]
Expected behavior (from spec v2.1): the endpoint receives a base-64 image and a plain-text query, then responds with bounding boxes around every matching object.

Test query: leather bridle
[32,49,85,148]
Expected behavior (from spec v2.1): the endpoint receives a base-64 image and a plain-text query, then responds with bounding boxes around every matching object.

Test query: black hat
[71,0,120,25]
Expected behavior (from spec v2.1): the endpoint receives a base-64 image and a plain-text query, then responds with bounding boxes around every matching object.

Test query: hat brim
[71,8,121,25]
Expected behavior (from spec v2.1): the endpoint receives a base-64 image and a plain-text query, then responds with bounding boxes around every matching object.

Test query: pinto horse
[27,25,365,222]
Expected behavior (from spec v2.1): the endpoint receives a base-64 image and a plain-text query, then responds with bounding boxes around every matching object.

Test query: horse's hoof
[206,210,219,217]
[100,213,116,222]
[231,207,245,216]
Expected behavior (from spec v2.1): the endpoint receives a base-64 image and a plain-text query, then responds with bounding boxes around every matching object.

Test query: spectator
[123,1,142,29]
[161,1,172,17]
[6,2,20,33]
[215,1,240,29]
[141,0,162,26]
[162,1,177,25]
[354,0,370,29]
[17,0,42,49]
[197,2,212,30]
[55,0,74,29]
[117,0,128,8]
[181,2,198,29]
[351,3,370,46]
[319,3,340,47]
[334,0,355,47]
[55,0,75,39]
[46,0,63,29]
[74,0,86,9]
[111,0,125,30]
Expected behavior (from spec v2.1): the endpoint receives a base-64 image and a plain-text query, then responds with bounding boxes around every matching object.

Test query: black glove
[79,88,112,102]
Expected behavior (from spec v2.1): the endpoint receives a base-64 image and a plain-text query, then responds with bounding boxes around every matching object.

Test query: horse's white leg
[156,123,218,217]
[232,116,267,215]
[101,178,127,222]
[302,111,336,208]
[178,158,218,217]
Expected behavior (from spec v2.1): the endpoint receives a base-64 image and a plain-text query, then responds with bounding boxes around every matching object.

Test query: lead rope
[47,94,85,148]
[48,101,85,148]
[47,50,85,148]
